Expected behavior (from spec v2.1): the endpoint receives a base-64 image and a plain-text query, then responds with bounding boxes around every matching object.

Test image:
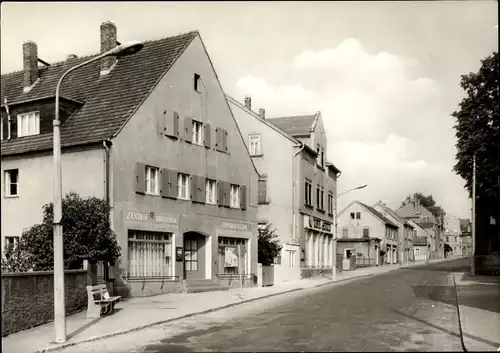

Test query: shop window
[288,250,296,267]
[127,231,172,278]
[185,239,198,271]
[218,237,248,275]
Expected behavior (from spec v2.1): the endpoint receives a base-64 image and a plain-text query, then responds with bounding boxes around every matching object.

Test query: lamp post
[52,40,143,343]
[332,183,367,281]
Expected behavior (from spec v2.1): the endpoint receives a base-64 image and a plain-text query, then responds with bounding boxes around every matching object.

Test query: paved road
[62,259,473,352]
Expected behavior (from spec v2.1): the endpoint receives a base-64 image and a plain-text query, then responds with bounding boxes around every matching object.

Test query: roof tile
[1,31,198,156]
[266,114,316,137]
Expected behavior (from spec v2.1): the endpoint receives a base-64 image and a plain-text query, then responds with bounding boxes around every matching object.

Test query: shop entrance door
[184,232,206,280]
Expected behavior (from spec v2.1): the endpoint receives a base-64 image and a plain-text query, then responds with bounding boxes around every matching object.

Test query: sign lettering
[221,221,248,231]
[125,211,177,225]
[126,211,149,221]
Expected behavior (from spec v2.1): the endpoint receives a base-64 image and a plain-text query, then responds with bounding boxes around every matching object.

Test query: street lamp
[332,183,367,281]
[52,40,143,343]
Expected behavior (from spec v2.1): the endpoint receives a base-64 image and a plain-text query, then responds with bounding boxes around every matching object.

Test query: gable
[267,114,315,137]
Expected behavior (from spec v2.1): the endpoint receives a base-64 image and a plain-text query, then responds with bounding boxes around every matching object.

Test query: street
[54,258,495,352]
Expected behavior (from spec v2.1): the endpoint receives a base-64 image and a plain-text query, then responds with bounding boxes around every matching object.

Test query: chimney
[100,21,117,75]
[244,96,251,110]
[258,108,266,119]
[23,41,39,91]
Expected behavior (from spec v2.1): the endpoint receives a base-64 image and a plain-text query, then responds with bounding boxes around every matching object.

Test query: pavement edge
[32,264,412,353]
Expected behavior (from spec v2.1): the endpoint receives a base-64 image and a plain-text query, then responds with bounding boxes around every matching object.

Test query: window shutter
[1,116,8,140]
[184,117,193,142]
[258,179,267,204]
[190,175,198,201]
[161,168,169,198]
[158,111,166,134]
[168,169,178,198]
[215,128,222,152]
[224,182,231,207]
[221,129,228,153]
[217,180,225,207]
[240,185,247,210]
[135,162,146,194]
[204,123,211,149]
[173,112,180,138]
[198,176,206,203]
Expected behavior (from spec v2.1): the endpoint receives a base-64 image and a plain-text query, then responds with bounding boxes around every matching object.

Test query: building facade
[373,202,415,264]
[228,96,340,282]
[444,214,462,256]
[1,22,259,297]
[408,220,431,261]
[337,201,398,266]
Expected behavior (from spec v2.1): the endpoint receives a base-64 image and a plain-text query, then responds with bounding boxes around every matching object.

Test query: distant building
[444,214,462,256]
[337,200,398,267]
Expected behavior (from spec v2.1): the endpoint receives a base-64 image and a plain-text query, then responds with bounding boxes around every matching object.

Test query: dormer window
[17,111,40,137]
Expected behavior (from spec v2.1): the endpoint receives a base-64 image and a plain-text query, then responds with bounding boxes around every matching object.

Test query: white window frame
[177,173,190,200]
[4,169,19,197]
[192,120,203,145]
[145,166,159,195]
[248,134,261,156]
[17,111,40,137]
[127,231,173,278]
[230,184,240,208]
[288,250,296,268]
[205,179,216,205]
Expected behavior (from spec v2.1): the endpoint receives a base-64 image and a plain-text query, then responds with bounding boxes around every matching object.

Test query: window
[316,145,321,167]
[258,178,267,204]
[230,184,240,208]
[305,181,312,206]
[5,236,19,248]
[316,186,321,208]
[350,212,355,219]
[194,73,201,92]
[127,231,172,277]
[328,194,334,215]
[17,111,40,137]
[356,212,361,220]
[4,169,19,197]
[320,189,324,210]
[206,179,216,204]
[248,134,261,156]
[192,120,203,145]
[363,228,370,238]
[446,236,449,242]
[413,230,417,238]
[342,228,348,238]
[177,173,190,200]
[288,250,296,267]
[184,239,198,271]
[415,248,420,254]
[218,237,248,275]
[321,148,325,168]
[145,166,159,195]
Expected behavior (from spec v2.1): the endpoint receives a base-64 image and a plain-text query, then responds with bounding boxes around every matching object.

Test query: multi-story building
[1,22,260,297]
[444,214,462,256]
[460,218,472,256]
[395,198,443,260]
[337,201,398,266]
[228,96,340,282]
[374,201,415,264]
[408,220,432,261]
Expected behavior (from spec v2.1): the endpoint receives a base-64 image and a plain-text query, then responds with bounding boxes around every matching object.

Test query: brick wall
[1,270,87,337]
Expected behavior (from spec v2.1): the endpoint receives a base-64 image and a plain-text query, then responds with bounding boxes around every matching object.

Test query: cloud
[233,38,468,217]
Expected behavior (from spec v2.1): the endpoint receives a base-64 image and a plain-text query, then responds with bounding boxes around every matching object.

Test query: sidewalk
[2,264,402,353]
[453,272,500,352]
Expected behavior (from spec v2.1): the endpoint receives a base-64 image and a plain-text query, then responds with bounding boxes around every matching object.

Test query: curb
[33,287,304,353]
[32,263,423,352]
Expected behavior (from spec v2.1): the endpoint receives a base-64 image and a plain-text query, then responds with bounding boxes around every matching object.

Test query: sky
[1,1,498,218]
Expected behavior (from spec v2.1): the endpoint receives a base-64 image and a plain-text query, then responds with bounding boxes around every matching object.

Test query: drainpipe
[292,143,306,245]
[102,139,112,203]
[4,98,12,140]
[332,170,341,280]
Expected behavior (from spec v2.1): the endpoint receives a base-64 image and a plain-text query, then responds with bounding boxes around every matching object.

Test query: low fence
[1,270,88,337]
[216,273,257,288]
[356,257,376,267]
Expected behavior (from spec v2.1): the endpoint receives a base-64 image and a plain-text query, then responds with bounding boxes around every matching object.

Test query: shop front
[301,215,334,278]
[114,209,257,297]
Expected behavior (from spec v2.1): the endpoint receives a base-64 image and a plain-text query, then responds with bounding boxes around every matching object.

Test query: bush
[2,192,121,272]
[258,223,282,266]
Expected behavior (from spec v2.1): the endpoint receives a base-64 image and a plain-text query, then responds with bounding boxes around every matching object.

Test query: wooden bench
[86,284,121,319]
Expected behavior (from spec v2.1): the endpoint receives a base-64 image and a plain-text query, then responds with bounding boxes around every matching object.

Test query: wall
[1,147,105,249]
[1,270,87,337]
[337,202,386,240]
[414,245,428,261]
[228,98,295,243]
[110,35,258,296]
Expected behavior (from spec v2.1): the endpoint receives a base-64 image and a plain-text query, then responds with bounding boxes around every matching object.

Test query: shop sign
[313,218,322,229]
[124,210,177,225]
[221,221,249,232]
[322,222,332,232]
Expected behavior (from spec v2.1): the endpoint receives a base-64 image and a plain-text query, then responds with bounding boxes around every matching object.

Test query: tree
[258,223,282,266]
[452,52,499,212]
[1,192,121,272]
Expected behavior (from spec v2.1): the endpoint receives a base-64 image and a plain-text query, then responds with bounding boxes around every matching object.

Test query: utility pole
[471,154,476,276]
